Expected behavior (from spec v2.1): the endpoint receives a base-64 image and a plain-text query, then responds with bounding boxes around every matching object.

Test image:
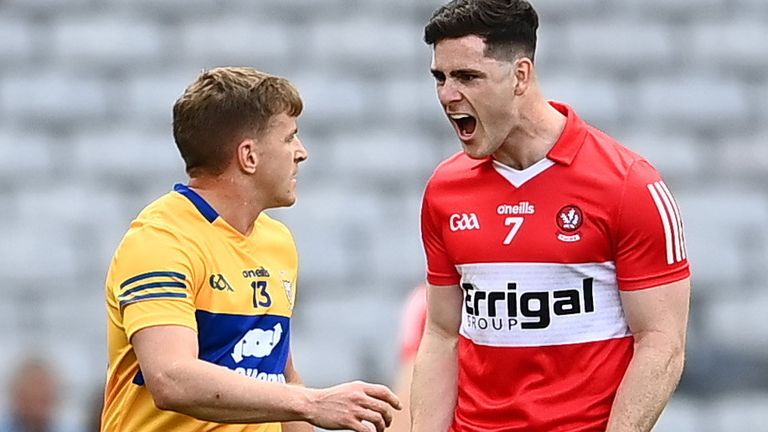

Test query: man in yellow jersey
[101,67,401,432]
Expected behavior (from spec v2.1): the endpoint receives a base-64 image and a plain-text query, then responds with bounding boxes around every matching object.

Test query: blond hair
[172,67,303,176]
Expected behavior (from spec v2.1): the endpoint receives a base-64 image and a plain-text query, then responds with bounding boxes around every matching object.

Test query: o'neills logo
[556,205,583,242]
[497,201,535,215]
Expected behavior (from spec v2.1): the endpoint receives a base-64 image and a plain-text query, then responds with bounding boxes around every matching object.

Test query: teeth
[449,114,470,120]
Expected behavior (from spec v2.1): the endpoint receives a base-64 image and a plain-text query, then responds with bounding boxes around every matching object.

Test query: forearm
[410,328,458,432]
[606,332,685,432]
[149,358,314,424]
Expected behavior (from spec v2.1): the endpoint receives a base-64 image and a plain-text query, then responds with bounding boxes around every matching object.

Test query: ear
[513,57,534,96]
[237,138,259,174]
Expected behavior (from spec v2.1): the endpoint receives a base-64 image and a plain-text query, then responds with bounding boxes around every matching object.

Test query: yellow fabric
[102,186,298,432]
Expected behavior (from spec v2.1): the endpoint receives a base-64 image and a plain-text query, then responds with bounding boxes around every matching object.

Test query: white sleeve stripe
[654,182,683,262]
[658,181,687,259]
[647,183,674,265]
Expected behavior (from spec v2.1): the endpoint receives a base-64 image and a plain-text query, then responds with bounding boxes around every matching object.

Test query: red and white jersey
[420,102,690,432]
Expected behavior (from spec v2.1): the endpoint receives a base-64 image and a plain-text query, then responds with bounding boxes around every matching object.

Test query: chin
[461,143,492,160]
[282,193,297,207]
[267,194,296,209]
[461,135,499,159]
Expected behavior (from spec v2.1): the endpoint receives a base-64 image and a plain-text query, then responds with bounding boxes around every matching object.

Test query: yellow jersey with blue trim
[102,184,298,432]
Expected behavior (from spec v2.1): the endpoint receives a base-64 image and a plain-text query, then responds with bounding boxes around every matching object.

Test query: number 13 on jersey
[251,281,272,308]
[503,217,524,245]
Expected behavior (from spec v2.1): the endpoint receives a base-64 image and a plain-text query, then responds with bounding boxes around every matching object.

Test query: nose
[437,80,462,107]
[295,138,308,163]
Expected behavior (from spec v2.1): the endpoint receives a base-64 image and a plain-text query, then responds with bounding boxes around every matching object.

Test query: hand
[304,381,402,432]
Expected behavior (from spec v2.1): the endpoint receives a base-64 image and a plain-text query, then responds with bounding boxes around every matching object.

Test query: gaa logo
[209,274,234,292]
[450,213,480,232]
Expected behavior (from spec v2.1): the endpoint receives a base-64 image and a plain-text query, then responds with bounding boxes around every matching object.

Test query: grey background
[0,0,767,430]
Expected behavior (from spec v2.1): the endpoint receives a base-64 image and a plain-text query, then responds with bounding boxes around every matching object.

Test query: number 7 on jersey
[503,217,524,245]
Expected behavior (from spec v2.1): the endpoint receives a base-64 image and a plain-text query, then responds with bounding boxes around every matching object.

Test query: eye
[431,71,446,85]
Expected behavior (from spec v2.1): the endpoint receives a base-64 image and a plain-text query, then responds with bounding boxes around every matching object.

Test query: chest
[192,238,297,317]
[434,172,618,265]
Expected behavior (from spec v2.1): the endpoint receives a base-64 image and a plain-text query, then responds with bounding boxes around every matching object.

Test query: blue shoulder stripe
[118,281,187,299]
[119,292,187,308]
[120,271,186,289]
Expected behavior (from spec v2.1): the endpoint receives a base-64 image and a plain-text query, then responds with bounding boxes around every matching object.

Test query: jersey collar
[173,183,219,223]
[546,101,588,166]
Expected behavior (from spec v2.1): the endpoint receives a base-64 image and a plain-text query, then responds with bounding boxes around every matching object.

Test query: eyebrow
[449,68,484,77]
[430,68,485,78]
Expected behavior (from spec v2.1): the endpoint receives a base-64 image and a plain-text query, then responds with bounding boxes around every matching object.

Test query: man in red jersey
[411,1,691,431]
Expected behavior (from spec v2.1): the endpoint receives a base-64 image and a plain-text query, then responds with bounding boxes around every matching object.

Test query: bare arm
[132,325,400,432]
[282,353,314,432]
[410,284,463,432]
[606,278,691,432]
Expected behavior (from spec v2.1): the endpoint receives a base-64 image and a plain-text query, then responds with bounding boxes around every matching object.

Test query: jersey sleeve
[614,160,691,290]
[398,285,427,361]
[421,184,461,286]
[108,224,201,340]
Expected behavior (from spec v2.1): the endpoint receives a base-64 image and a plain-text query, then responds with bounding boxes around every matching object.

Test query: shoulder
[426,151,485,192]
[114,193,203,261]
[430,151,480,178]
[258,212,292,234]
[131,190,207,237]
[580,125,662,184]
[257,213,296,244]
[136,189,198,223]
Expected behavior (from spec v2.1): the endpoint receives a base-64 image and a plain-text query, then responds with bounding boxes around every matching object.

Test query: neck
[187,174,265,236]
[493,94,567,170]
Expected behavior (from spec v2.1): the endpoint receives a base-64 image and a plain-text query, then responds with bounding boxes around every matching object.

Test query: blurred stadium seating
[0,0,766,430]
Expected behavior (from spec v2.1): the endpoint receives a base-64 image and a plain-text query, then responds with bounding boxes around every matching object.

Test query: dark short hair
[172,67,303,176]
[424,0,539,62]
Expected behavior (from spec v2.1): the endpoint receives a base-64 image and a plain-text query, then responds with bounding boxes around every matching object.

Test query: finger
[349,421,372,432]
[358,396,394,426]
[359,410,386,432]
[349,418,376,432]
[363,384,402,410]
[349,420,379,432]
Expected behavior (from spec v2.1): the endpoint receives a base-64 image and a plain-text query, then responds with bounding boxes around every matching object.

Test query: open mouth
[449,114,477,139]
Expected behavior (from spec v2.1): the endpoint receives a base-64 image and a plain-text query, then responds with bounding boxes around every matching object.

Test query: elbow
[424,321,459,346]
[667,337,686,377]
[144,369,189,412]
[634,331,686,377]
[673,346,686,379]
[152,388,181,412]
